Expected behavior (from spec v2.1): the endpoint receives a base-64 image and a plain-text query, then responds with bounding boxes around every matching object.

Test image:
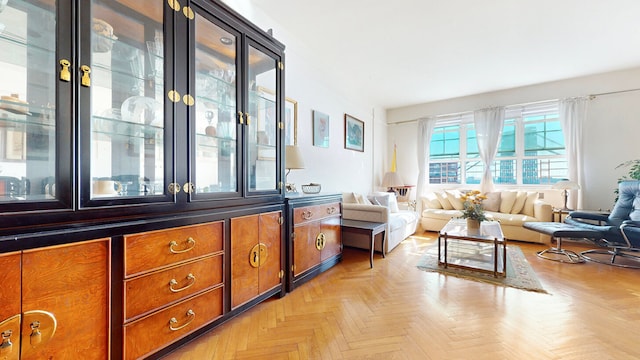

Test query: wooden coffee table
[438,218,507,277]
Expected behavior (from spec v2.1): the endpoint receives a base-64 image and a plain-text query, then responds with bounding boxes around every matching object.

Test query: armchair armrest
[567,211,610,222]
[342,203,389,224]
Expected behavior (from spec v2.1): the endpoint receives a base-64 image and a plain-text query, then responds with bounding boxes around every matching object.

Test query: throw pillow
[510,191,528,214]
[482,192,501,212]
[354,193,372,205]
[434,191,453,210]
[388,193,400,213]
[445,190,464,210]
[522,192,539,216]
[499,191,517,213]
[422,193,442,209]
[342,192,357,204]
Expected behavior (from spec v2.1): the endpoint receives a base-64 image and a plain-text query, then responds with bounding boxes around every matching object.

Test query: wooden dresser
[286,194,342,291]
[121,222,224,360]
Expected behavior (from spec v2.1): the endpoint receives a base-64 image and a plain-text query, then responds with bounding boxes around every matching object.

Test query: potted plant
[460,190,488,232]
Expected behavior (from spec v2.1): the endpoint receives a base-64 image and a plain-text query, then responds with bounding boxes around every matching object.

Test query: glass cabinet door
[247,43,280,193]
[191,11,240,196]
[84,0,167,203]
[0,0,64,208]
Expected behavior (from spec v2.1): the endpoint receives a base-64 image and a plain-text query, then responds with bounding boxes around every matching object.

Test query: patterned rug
[416,242,547,293]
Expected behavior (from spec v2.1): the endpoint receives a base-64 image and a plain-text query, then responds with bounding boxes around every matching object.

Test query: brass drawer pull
[169,273,196,293]
[169,237,196,254]
[301,211,312,220]
[327,206,337,214]
[169,309,195,331]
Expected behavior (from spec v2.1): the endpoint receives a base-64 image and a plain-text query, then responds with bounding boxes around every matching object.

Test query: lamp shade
[381,171,403,188]
[285,145,305,170]
[552,180,580,190]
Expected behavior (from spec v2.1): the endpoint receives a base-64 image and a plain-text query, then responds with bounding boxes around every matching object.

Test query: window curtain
[416,117,436,213]
[473,107,505,193]
[559,97,587,210]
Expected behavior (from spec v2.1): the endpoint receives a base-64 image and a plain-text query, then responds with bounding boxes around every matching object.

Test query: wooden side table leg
[369,231,374,268]
[381,231,386,258]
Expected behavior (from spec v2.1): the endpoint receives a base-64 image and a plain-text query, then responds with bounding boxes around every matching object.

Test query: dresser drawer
[293,202,341,224]
[124,254,223,322]
[123,286,223,360]
[124,221,223,277]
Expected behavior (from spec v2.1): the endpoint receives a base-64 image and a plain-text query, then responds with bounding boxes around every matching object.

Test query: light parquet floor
[163,232,640,360]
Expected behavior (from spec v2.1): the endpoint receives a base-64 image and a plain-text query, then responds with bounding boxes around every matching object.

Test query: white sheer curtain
[473,107,505,193]
[416,117,436,213]
[559,97,587,210]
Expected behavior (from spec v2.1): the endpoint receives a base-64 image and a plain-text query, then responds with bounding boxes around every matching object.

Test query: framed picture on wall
[285,97,298,146]
[344,113,364,152]
[312,110,329,148]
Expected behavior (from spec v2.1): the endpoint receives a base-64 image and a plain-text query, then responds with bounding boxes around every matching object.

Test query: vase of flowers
[461,190,487,233]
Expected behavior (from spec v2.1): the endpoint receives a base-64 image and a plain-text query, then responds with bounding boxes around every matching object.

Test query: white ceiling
[248,0,640,109]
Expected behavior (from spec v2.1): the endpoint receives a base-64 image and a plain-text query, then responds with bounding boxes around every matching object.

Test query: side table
[341,220,386,268]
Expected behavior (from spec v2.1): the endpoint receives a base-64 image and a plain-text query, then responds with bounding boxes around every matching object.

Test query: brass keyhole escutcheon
[315,233,326,251]
[59,59,71,82]
[168,182,181,194]
[249,243,268,268]
[80,65,91,87]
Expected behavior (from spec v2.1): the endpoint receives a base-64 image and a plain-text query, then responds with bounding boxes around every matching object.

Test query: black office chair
[565,180,640,268]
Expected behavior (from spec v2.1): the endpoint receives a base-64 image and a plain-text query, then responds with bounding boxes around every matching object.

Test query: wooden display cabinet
[0,239,110,360]
[231,211,284,309]
[286,194,342,291]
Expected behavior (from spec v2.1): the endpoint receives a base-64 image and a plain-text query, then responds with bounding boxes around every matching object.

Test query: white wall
[223,0,385,195]
[386,67,640,211]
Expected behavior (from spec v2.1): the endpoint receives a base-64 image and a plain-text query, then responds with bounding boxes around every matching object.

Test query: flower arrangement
[460,190,488,222]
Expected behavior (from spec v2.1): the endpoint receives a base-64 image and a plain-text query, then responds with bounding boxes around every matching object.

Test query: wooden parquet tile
[163,233,640,360]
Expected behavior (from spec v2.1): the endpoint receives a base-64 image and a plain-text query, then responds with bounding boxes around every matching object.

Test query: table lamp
[552,180,580,210]
[285,145,305,193]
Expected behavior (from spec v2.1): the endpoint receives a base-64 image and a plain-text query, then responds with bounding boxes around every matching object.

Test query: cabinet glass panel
[193,13,237,194]
[248,45,277,192]
[0,0,56,202]
[90,0,164,198]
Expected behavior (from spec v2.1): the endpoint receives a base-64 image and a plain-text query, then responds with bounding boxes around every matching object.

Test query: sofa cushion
[445,190,465,210]
[522,192,538,216]
[500,191,517,213]
[511,191,528,214]
[482,191,501,212]
[421,208,462,220]
[489,211,539,226]
[423,193,442,209]
[435,192,453,210]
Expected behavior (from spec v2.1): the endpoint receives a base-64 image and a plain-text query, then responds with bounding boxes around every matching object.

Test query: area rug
[416,243,547,293]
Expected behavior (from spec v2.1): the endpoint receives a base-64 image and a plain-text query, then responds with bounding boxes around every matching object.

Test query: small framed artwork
[344,114,364,152]
[312,110,329,148]
[285,97,298,146]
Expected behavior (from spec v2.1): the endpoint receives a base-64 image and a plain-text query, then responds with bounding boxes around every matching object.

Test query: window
[428,101,567,186]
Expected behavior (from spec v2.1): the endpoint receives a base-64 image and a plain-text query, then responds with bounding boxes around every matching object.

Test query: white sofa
[342,192,419,253]
[420,190,553,244]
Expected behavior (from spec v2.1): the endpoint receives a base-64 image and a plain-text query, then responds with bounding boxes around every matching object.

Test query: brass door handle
[169,273,196,293]
[80,65,91,87]
[315,233,326,251]
[169,309,195,331]
[169,237,196,254]
[59,59,71,82]
[238,111,244,125]
[20,310,56,358]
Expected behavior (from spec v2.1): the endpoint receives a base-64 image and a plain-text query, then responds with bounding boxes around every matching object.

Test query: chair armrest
[567,211,610,222]
[342,203,389,224]
[622,220,640,227]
